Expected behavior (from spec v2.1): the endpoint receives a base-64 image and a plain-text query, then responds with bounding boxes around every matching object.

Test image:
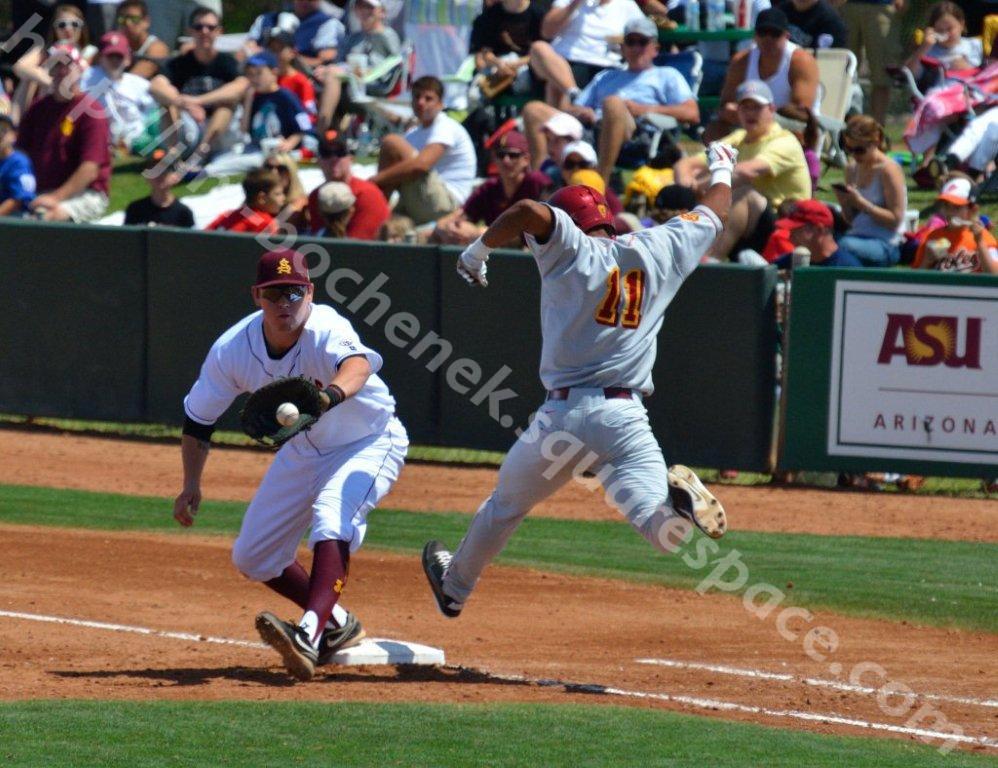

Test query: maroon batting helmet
[548,184,616,235]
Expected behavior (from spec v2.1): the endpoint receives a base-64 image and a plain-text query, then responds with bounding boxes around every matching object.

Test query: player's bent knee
[231,538,274,581]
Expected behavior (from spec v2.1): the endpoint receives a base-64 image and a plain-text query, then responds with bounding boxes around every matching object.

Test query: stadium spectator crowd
[0,0,992,275]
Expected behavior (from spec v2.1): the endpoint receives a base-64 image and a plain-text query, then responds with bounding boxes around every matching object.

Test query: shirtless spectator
[114,0,170,79]
[529,0,648,109]
[370,76,477,225]
[150,7,248,161]
[706,8,819,142]
[17,45,112,222]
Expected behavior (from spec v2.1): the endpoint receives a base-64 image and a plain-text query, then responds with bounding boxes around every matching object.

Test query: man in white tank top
[705,8,819,142]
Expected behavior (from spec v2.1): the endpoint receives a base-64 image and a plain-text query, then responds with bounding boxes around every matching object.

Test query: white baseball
[276,402,299,427]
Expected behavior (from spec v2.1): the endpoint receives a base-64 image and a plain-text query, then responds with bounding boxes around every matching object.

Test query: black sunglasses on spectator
[623,35,651,47]
[562,159,591,170]
[496,150,524,159]
[319,147,349,159]
[260,285,307,303]
[192,23,219,32]
[756,28,783,38]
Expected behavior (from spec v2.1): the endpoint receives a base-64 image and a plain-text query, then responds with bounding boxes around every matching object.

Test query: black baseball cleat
[422,540,464,618]
[667,464,727,539]
[316,611,366,666]
[255,611,318,682]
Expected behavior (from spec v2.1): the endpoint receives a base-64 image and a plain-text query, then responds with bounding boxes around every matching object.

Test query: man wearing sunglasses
[113,0,170,80]
[148,0,223,50]
[706,8,818,142]
[523,16,699,187]
[150,7,248,162]
[175,248,408,681]
[306,133,390,239]
[432,130,553,246]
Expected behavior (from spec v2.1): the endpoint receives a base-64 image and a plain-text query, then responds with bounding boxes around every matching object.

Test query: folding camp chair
[814,48,858,168]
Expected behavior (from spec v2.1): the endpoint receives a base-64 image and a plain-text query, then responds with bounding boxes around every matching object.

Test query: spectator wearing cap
[432,131,553,246]
[240,51,314,155]
[81,31,159,155]
[529,0,649,110]
[113,0,170,79]
[371,76,477,226]
[913,176,998,274]
[675,79,809,260]
[833,114,907,267]
[776,0,847,51]
[16,45,112,222]
[315,180,357,239]
[524,16,699,185]
[0,116,37,217]
[267,30,318,123]
[206,167,284,234]
[534,111,584,184]
[837,0,905,127]
[706,7,819,142]
[307,134,390,240]
[123,148,195,227]
[771,200,863,267]
[310,0,403,133]
[246,1,346,133]
[150,7,248,161]
[559,141,626,214]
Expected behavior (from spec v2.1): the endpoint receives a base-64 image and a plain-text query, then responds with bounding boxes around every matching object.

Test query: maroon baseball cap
[495,130,529,154]
[254,249,312,288]
[775,199,834,230]
[99,32,132,60]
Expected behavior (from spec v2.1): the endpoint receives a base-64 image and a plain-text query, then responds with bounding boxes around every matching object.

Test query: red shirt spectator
[279,70,317,121]
[308,135,390,240]
[206,208,279,233]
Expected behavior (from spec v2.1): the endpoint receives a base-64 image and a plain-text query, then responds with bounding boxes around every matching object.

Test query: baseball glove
[240,376,327,447]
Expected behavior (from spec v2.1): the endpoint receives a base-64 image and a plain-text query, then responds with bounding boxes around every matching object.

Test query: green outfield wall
[0,220,777,469]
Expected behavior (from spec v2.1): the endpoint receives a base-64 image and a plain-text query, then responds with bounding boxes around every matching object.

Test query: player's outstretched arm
[698,142,737,224]
[174,432,210,527]
[456,201,554,287]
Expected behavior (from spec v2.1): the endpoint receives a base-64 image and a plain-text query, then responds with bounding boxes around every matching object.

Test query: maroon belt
[546,387,635,401]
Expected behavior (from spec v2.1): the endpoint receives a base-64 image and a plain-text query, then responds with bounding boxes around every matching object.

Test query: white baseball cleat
[667,465,727,539]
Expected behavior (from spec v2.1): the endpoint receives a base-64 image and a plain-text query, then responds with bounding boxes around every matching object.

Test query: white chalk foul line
[635,658,998,710]
[0,609,268,649]
[3,610,994,749]
[456,667,998,750]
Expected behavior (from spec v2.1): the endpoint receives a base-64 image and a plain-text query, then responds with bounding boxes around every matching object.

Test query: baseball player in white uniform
[174,248,408,680]
[422,143,739,619]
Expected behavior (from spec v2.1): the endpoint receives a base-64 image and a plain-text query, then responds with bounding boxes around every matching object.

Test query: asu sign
[827,281,997,465]
[876,314,983,368]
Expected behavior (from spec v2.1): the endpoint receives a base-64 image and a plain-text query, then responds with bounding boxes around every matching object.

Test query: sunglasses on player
[260,285,307,303]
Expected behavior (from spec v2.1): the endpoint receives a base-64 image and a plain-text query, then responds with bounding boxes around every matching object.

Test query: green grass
[0,701,993,768]
[2,412,991,496]
[107,158,234,214]
[1,484,994,632]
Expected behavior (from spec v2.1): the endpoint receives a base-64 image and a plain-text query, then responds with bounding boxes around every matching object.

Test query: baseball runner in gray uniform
[421,142,739,619]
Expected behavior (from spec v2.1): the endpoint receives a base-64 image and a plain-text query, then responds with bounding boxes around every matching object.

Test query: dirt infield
[0,430,995,752]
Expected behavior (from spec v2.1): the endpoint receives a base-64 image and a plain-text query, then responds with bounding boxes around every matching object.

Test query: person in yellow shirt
[674,80,810,260]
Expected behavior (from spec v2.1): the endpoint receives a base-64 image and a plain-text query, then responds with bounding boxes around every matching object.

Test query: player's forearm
[180,434,210,491]
[328,355,372,401]
[699,182,731,224]
[482,200,552,248]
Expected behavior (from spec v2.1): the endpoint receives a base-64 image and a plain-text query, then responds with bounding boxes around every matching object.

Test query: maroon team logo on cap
[254,249,312,288]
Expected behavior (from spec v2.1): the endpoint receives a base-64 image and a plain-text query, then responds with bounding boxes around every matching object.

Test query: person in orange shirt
[914,176,998,274]
[206,167,286,233]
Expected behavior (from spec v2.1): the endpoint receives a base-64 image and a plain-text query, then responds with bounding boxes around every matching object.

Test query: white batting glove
[456,237,491,288]
[706,142,738,187]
